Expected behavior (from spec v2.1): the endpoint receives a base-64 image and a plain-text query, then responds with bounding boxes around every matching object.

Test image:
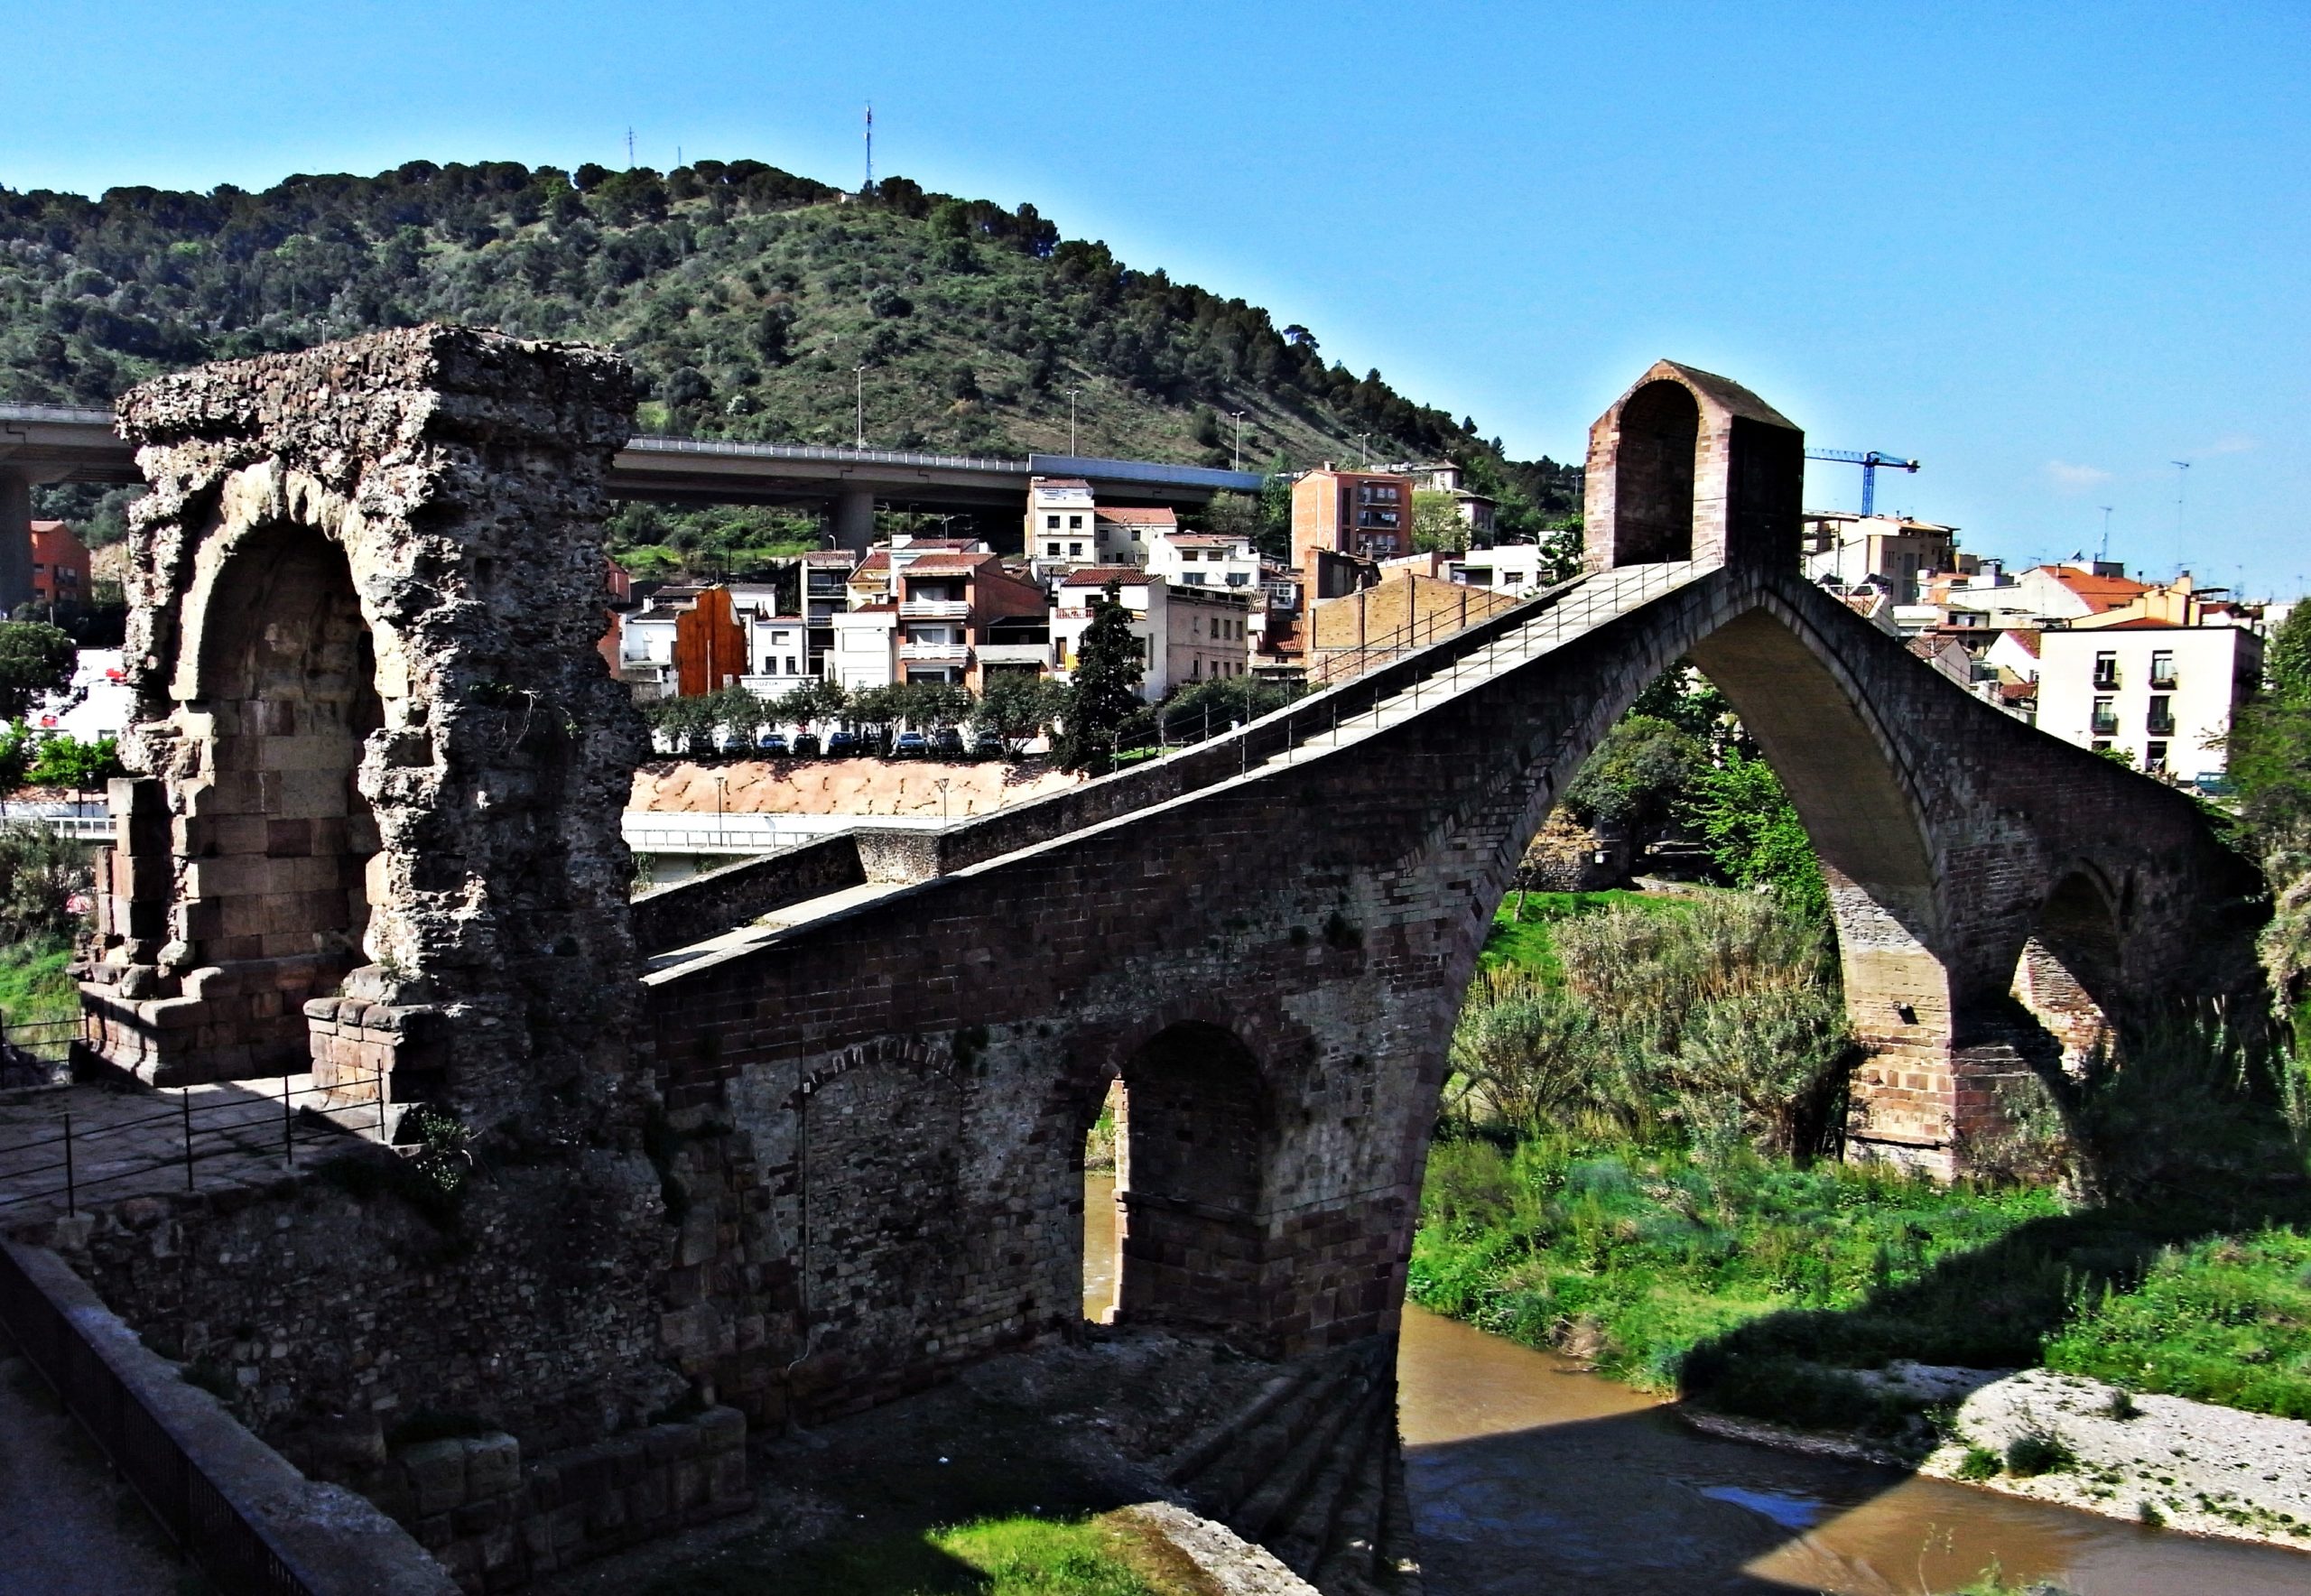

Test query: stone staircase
[1162,1340,1423,1596]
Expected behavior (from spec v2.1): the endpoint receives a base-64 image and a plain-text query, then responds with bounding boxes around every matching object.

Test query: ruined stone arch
[81,327,644,1128]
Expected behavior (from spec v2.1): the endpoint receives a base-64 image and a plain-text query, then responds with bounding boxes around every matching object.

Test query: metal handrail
[626,434,1027,471]
[0,1072,390,1219]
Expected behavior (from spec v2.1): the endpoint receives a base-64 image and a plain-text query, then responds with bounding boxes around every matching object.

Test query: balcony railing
[2093,670,2121,690]
[2149,670,2178,689]
[976,643,1053,666]
[898,642,971,663]
[900,598,971,620]
[2091,713,2120,736]
[2147,712,2177,736]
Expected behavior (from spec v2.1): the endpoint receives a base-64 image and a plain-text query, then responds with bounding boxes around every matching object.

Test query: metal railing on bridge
[0,799,113,840]
[0,1070,389,1223]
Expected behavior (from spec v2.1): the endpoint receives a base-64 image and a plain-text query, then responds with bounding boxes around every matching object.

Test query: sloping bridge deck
[641,561,1708,983]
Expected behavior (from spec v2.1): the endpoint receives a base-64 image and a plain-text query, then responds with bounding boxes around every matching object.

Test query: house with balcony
[1292,466,1414,568]
[1026,477,1099,571]
[801,551,859,673]
[892,550,1051,688]
[2037,621,2262,784]
[1053,570,1253,701]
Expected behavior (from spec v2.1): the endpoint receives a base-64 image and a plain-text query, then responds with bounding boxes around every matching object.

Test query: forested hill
[0,158,1579,534]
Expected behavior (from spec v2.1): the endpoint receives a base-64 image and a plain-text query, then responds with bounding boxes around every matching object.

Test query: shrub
[1956,1444,2001,1480]
[0,821,90,943]
[2003,1428,2074,1477]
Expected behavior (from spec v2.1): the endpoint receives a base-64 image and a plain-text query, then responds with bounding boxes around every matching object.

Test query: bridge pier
[0,468,39,614]
[832,483,876,553]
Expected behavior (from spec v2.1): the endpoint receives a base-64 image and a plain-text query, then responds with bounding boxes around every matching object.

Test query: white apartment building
[1146,529,1259,593]
[2037,624,2262,784]
[1026,477,1098,567]
[740,616,813,698]
[1052,570,1253,701]
[828,605,899,691]
[1453,543,1555,596]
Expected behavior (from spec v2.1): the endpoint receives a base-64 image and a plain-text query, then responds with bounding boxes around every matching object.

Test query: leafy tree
[975,673,1066,751]
[1564,715,1705,843]
[1411,490,1470,555]
[1057,580,1145,772]
[1682,750,1830,924]
[0,624,76,721]
[23,733,124,793]
[1156,676,1298,742]
[2231,601,2311,1007]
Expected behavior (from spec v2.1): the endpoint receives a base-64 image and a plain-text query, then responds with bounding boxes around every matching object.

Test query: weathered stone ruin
[78,327,645,1133]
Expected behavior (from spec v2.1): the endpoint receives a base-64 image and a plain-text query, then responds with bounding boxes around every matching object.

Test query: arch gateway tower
[77,328,646,1132]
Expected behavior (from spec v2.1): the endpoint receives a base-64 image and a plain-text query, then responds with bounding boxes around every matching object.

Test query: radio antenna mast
[863,103,875,194]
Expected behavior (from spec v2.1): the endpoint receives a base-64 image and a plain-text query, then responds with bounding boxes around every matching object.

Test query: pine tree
[1058,580,1145,772]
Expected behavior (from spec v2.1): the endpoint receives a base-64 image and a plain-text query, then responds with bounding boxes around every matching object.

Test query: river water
[1083,1174,2311,1594]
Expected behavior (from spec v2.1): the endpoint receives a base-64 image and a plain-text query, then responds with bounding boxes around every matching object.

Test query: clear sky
[6,2,2306,594]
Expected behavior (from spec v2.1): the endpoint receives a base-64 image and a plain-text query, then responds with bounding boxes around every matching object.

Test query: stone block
[462,1433,521,1500]
[400,1438,469,1516]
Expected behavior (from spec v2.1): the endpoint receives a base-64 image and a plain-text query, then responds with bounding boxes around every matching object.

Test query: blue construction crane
[1805,449,1919,516]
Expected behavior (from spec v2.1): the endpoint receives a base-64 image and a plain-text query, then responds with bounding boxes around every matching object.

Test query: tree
[1682,750,1829,923]
[2229,601,2311,1008]
[1564,715,1704,843]
[23,733,124,793]
[1411,490,1469,555]
[1057,580,1145,772]
[976,673,1067,752]
[0,623,76,721]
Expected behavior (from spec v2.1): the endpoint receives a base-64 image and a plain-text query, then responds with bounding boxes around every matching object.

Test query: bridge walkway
[640,560,1714,988]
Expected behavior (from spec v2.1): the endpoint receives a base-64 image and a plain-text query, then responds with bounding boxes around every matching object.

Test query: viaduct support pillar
[0,470,35,615]
[833,484,876,554]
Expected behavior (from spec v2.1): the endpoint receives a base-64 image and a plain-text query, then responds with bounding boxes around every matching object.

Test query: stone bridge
[56,329,2263,1583]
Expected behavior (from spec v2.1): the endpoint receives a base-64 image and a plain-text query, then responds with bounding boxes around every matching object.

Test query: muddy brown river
[1084,1174,2311,1593]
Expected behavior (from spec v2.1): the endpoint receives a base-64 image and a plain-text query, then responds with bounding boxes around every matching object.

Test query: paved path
[0,1073,383,1229]
[0,1349,182,1593]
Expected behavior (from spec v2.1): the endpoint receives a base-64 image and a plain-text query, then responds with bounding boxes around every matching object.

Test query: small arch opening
[181,523,383,1075]
[2011,872,2123,1076]
[1612,380,1700,565]
[1101,1022,1267,1335]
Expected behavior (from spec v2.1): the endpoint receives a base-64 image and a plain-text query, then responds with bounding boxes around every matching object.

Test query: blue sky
[6,2,2306,594]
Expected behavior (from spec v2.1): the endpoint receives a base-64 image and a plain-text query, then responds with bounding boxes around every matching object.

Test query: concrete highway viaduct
[54,330,2266,1587]
[0,397,1258,610]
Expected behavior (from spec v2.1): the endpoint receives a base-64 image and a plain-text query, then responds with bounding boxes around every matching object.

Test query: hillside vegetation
[2,158,1579,558]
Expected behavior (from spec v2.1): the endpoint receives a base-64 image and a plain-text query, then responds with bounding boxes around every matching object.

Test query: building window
[2150,650,2176,688]
[786,656,798,675]
[2147,695,2176,736]
[2091,739,2112,753]
[1046,542,1061,556]
[2093,651,2120,690]
[1046,515,1060,530]
[1068,515,1083,530]
[1186,572,1205,585]
[1130,528,1142,542]
[2146,740,2169,774]
[2091,697,2118,736]
[1070,543,1083,558]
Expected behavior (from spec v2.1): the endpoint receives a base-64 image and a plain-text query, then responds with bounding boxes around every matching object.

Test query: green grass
[2044,1228,2311,1419]
[0,935,78,1027]
[1410,1136,2062,1399]
[1478,889,1688,981]
[643,1512,1211,1596]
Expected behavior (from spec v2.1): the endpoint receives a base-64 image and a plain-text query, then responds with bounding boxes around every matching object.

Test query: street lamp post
[1230,411,1247,472]
[1067,387,1081,455]
[854,366,868,448]
[713,774,727,852]
[935,776,951,827]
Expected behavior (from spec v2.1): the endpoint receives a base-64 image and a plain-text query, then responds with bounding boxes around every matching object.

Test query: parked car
[933,727,965,758]
[826,729,859,756]
[893,730,929,757]
[756,731,789,756]
[791,732,822,757]
[971,729,1005,759]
